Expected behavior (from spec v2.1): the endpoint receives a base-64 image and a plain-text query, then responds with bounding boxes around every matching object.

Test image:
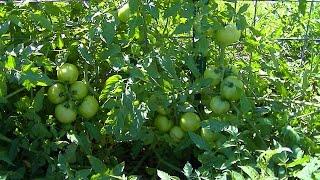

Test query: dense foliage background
[0,0,319,179]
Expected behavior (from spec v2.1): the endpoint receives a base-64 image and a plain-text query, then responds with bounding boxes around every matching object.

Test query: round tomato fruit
[204,66,224,86]
[70,81,88,100]
[78,96,99,118]
[57,63,79,84]
[47,83,67,104]
[154,115,173,132]
[55,102,77,124]
[210,96,230,114]
[201,127,216,142]
[118,3,131,22]
[221,76,244,101]
[216,24,241,46]
[180,112,201,132]
[170,126,185,142]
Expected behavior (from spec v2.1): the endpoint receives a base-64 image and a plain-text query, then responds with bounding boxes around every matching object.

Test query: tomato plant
[170,126,185,142]
[209,96,230,114]
[78,96,99,118]
[154,115,173,132]
[221,76,244,101]
[55,102,77,124]
[57,63,79,84]
[70,81,88,100]
[0,1,319,179]
[47,83,67,104]
[216,24,241,46]
[180,112,201,132]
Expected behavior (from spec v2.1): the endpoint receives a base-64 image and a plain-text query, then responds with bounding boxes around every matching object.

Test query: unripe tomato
[47,83,67,104]
[154,115,173,132]
[216,24,241,46]
[201,127,216,142]
[209,96,230,114]
[204,66,224,86]
[55,102,77,124]
[70,81,88,100]
[118,3,130,22]
[170,126,185,142]
[180,112,201,132]
[57,63,79,84]
[78,96,99,118]
[156,106,168,115]
[221,76,244,101]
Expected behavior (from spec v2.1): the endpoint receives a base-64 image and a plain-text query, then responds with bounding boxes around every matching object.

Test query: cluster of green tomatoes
[47,63,99,124]
[203,65,244,115]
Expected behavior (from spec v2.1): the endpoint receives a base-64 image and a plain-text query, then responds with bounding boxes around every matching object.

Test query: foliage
[0,0,319,179]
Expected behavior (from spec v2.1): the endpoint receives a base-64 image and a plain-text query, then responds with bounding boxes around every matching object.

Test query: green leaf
[78,44,94,65]
[188,132,211,151]
[87,155,107,174]
[30,13,53,31]
[298,0,307,15]
[164,3,180,18]
[185,56,200,78]
[101,20,115,44]
[146,3,159,19]
[183,162,193,178]
[33,88,44,112]
[113,162,125,176]
[74,169,91,179]
[230,171,245,180]
[295,157,320,180]
[99,75,123,101]
[287,156,310,168]
[0,21,10,36]
[157,170,171,180]
[239,166,259,179]
[0,148,14,166]
[84,122,102,141]
[173,22,192,34]
[240,96,252,114]
[5,55,16,70]
[237,4,249,14]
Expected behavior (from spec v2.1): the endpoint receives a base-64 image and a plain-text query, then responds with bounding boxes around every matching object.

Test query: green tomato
[57,63,79,84]
[78,96,99,118]
[170,126,185,142]
[118,3,131,22]
[154,115,173,132]
[201,127,216,142]
[70,81,88,100]
[224,65,239,77]
[180,112,201,132]
[47,83,67,104]
[55,102,77,124]
[221,76,244,101]
[216,24,241,46]
[209,96,230,114]
[204,66,223,86]
[156,106,168,115]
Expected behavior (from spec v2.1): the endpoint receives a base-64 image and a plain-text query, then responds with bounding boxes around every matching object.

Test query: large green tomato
[118,3,131,22]
[78,96,99,118]
[55,102,77,124]
[204,66,224,86]
[209,96,230,114]
[180,112,201,132]
[70,81,88,100]
[47,83,67,104]
[154,115,173,132]
[170,126,185,142]
[57,63,79,84]
[216,24,241,46]
[221,76,244,101]
[201,128,215,142]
